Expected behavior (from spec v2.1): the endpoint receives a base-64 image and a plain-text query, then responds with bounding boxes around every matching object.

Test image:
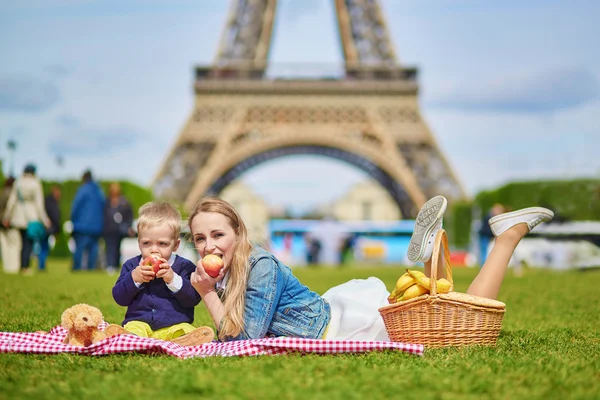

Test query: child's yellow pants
[123,321,196,340]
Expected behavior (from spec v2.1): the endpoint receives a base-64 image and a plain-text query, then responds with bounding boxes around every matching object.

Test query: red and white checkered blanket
[0,323,423,359]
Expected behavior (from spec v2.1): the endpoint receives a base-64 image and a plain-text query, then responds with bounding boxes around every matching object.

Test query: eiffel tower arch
[152,0,466,217]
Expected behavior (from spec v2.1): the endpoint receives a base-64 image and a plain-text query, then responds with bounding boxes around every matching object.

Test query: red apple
[143,256,162,274]
[202,254,224,278]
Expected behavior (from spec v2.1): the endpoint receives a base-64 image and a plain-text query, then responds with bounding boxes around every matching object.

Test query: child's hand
[155,259,174,284]
[132,263,155,284]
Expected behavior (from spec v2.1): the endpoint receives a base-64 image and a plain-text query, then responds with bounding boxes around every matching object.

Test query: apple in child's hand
[202,254,224,278]
[143,256,162,274]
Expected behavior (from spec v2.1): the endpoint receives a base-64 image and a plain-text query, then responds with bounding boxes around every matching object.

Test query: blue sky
[1,0,598,213]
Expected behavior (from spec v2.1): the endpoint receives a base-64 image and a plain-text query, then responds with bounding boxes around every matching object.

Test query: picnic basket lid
[437,292,505,309]
[378,291,505,313]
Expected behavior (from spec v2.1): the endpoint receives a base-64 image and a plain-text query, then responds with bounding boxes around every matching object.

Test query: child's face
[138,223,180,260]
[190,212,237,269]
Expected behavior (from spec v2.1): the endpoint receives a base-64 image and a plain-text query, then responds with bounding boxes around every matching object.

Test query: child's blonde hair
[137,201,182,239]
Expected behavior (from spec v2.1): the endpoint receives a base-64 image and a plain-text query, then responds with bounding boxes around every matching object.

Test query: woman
[189,196,553,342]
[2,164,51,275]
[0,177,21,274]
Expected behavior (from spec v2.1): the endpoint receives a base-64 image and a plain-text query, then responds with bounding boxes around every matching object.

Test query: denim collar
[219,248,270,291]
[249,247,271,265]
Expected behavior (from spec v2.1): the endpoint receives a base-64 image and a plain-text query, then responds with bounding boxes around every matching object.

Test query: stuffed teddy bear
[61,303,107,347]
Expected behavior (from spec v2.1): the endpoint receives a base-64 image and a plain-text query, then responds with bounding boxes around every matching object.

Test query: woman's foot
[489,207,554,237]
[407,195,447,263]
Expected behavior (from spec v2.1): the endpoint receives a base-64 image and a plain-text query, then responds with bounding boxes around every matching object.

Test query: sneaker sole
[407,196,448,263]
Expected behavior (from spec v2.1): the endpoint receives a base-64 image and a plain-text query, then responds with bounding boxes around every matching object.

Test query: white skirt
[321,277,390,341]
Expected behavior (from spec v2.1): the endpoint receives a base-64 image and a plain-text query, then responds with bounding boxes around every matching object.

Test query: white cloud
[0,76,60,112]
[49,126,140,156]
[44,64,71,78]
[0,0,93,10]
[426,67,600,113]
[424,101,600,196]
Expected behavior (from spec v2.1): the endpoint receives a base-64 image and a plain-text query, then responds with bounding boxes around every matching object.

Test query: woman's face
[190,212,237,269]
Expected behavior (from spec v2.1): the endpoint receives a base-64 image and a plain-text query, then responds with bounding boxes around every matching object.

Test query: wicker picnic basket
[378,229,506,348]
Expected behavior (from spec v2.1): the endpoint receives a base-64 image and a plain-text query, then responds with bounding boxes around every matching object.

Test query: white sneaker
[489,207,554,237]
[407,195,447,263]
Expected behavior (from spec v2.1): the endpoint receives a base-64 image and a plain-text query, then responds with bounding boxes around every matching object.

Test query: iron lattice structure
[153,0,465,217]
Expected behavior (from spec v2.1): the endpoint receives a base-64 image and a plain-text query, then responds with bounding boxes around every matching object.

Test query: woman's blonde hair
[187,197,252,340]
[137,201,182,240]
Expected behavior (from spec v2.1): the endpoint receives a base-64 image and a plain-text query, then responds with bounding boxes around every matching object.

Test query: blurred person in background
[339,234,357,266]
[103,182,134,274]
[38,185,62,271]
[2,164,51,275]
[70,170,105,271]
[0,177,21,274]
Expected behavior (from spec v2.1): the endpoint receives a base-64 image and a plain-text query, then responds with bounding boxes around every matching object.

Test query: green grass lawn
[1,259,599,400]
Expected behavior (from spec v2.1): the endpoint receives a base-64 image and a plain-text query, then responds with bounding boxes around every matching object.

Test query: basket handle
[429,229,454,295]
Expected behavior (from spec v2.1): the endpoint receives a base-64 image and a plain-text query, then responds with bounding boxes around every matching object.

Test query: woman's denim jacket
[224,248,330,341]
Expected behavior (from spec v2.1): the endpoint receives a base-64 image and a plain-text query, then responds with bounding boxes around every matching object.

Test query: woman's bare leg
[424,259,432,277]
[423,251,445,279]
[466,223,529,299]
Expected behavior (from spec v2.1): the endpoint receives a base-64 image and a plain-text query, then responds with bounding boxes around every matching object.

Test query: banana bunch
[387,269,452,304]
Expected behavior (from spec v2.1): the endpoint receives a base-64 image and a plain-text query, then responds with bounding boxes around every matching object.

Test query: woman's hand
[190,259,225,297]
[191,259,227,331]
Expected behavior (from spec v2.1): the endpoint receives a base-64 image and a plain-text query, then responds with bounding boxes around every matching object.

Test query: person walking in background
[0,177,21,274]
[103,182,134,274]
[38,185,62,271]
[70,170,105,271]
[478,203,505,266]
[2,164,51,275]
[339,234,357,266]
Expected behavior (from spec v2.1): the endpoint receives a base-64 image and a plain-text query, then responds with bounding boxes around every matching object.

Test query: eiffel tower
[152,0,465,217]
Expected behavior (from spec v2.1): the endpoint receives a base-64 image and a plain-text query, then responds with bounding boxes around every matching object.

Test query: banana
[406,269,426,279]
[387,288,399,304]
[388,271,431,303]
[406,269,452,294]
[406,269,431,290]
[435,278,452,294]
[394,273,418,295]
[395,283,429,302]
